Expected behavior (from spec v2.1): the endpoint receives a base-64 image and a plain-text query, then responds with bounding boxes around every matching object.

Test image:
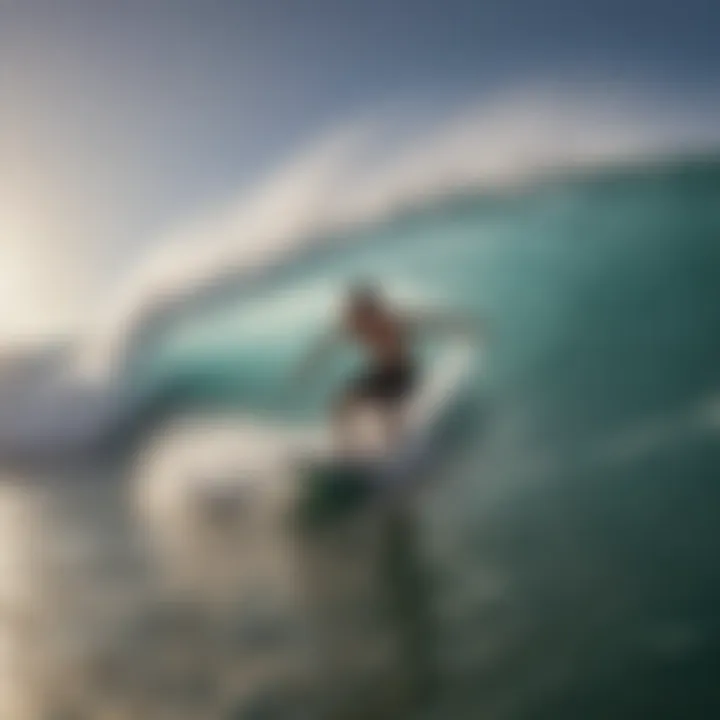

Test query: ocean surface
[1,156,720,719]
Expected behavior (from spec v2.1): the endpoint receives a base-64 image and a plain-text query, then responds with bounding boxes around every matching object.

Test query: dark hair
[348,281,382,310]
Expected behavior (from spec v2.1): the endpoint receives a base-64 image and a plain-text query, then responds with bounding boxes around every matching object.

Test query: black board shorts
[348,360,418,406]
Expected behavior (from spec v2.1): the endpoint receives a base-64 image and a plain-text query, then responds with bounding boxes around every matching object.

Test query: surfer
[291,282,480,456]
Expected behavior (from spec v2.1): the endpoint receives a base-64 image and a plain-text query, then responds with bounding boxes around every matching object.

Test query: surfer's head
[345,282,384,326]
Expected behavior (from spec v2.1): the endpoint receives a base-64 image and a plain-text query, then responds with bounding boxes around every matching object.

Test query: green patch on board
[294,460,378,530]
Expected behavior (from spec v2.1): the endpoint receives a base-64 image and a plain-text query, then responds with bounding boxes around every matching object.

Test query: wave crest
[81,85,720,379]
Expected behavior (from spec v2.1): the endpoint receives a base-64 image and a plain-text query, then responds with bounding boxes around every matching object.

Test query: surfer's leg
[372,364,416,448]
[331,389,362,453]
[331,367,380,453]
[378,401,406,448]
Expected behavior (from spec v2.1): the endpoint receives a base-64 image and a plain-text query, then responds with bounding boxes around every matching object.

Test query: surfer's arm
[289,326,342,388]
[407,309,489,344]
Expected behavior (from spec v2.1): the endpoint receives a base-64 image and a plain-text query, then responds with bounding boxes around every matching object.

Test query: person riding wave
[292,282,483,456]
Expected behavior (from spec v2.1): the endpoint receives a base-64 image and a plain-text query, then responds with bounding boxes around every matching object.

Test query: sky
[0,0,719,341]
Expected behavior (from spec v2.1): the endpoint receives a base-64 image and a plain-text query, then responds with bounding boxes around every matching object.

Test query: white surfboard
[379,341,477,482]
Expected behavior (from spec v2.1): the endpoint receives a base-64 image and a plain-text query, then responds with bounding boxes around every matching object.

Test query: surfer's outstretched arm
[289,326,342,389]
[408,309,489,345]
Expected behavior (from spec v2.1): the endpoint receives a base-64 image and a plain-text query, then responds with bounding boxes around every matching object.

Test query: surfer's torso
[341,311,418,406]
[344,310,413,366]
[294,302,477,406]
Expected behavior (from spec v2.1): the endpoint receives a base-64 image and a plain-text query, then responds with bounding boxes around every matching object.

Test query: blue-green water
[125,157,720,717]
[4,157,720,718]
[136,158,720,426]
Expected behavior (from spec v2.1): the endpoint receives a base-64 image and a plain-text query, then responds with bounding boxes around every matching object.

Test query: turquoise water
[136,157,720,429]
[141,157,720,717]
[6,157,720,718]
[112,157,720,716]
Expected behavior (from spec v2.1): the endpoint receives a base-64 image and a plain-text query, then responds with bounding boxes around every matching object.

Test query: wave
[1,88,719,462]
[80,86,720,380]
[2,153,720,461]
